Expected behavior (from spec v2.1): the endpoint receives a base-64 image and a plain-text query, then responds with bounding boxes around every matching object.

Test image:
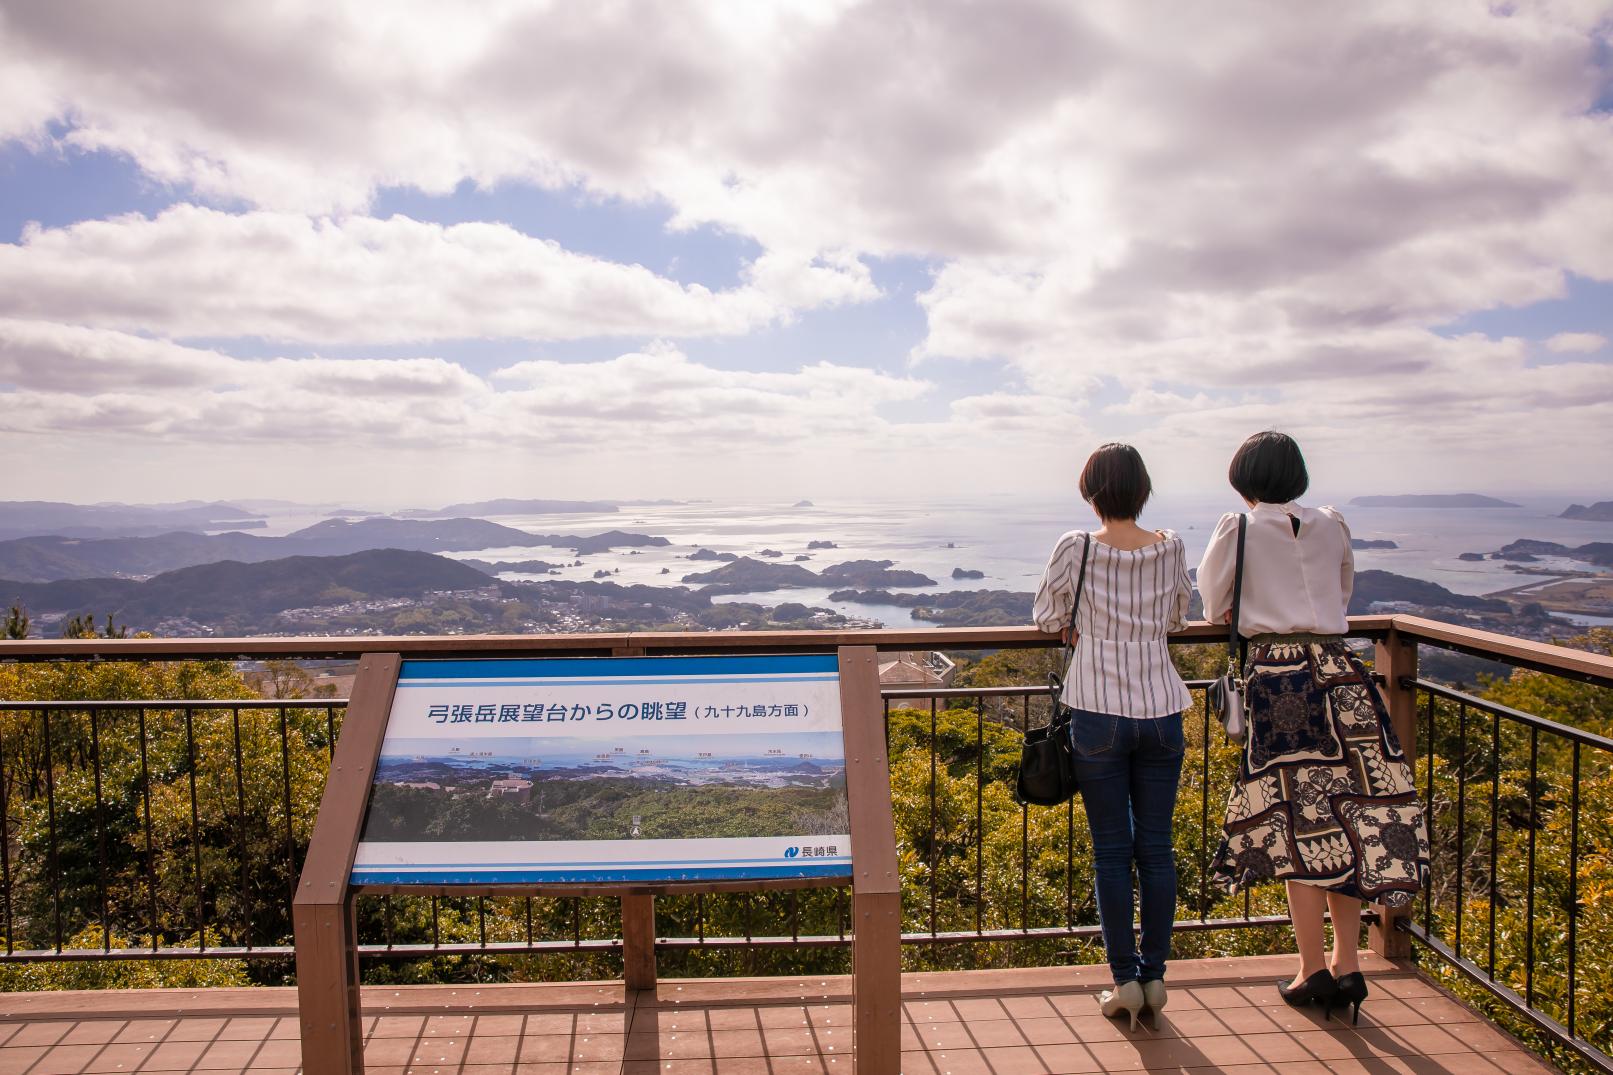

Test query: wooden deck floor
[0,954,1553,1074]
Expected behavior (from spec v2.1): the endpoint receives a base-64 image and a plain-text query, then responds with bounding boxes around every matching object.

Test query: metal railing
[1401,662,1613,1073]
[877,678,1287,950]
[0,698,341,961]
[2,616,1612,1071]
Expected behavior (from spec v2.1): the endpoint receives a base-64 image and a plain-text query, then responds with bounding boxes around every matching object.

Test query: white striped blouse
[1032,529,1194,719]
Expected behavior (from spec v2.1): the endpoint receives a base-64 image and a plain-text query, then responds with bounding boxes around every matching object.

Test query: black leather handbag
[1016,535,1090,806]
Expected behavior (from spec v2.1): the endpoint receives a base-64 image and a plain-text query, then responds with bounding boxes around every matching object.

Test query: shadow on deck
[0,954,1548,1075]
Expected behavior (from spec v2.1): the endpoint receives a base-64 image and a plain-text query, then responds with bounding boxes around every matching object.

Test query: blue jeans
[1068,708,1185,984]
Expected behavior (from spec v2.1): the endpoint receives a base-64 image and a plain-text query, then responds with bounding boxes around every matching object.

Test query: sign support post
[294,652,401,1075]
[839,645,902,1074]
[621,893,658,990]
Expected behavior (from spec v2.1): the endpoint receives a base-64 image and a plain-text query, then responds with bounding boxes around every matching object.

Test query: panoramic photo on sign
[351,654,851,884]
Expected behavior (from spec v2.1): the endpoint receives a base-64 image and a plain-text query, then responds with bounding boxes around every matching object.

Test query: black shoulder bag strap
[1049,534,1093,705]
[1226,514,1247,675]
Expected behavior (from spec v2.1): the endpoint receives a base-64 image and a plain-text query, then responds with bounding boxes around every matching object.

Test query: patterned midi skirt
[1210,637,1429,907]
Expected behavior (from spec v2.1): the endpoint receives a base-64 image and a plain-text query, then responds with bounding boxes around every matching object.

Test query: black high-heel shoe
[1332,972,1369,1025]
[1277,970,1338,1017]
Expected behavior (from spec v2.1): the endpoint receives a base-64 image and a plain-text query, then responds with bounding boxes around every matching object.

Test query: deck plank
[0,955,1557,1074]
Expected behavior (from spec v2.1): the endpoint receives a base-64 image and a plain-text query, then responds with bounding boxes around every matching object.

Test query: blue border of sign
[397,654,839,680]
[352,863,852,885]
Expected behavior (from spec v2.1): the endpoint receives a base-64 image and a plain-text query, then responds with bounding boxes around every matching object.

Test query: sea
[249,494,1613,631]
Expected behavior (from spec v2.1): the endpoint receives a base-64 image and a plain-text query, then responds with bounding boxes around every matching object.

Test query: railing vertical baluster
[837,885,846,942]
[431,895,441,948]
[232,707,251,949]
[185,707,205,951]
[42,709,63,952]
[571,899,580,948]
[1568,740,1581,1039]
[1455,702,1466,960]
[975,697,983,935]
[477,896,487,949]
[0,716,12,955]
[325,706,336,758]
[524,897,533,947]
[1424,692,1435,939]
[929,697,937,937]
[1199,686,1210,920]
[90,708,110,952]
[697,894,705,944]
[137,707,158,952]
[1488,708,1500,981]
[384,895,394,950]
[1525,725,1538,1010]
[1020,694,1029,932]
[1065,775,1074,929]
[279,707,297,929]
[790,890,799,943]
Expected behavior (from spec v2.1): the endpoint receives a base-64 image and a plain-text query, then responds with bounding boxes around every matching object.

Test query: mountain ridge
[0,520,671,582]
[1349,494,1521,509]
[0,549,491,628]
[1561,501,1613,521]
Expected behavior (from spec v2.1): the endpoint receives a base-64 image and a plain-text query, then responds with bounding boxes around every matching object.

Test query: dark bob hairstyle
[1229,431,1309,504]
[1080,442,1152,521]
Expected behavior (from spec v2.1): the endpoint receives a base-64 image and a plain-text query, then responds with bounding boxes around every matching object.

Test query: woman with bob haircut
[1198,431,1427,1024]
[1033,443,1194,1029]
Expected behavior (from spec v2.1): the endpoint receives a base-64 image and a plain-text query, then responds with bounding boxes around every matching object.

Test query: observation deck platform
[0,954,1547,1075]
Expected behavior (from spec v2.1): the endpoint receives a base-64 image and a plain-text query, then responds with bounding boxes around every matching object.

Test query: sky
[1,1,1611,507]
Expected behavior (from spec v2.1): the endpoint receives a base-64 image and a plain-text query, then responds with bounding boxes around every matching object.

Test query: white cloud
[0,207,880,344]
[1110,330,1613,495]
[0,320,1128,498]
[2,1,1611,494]
[0,319,931,449]
[1544,331,1608,353]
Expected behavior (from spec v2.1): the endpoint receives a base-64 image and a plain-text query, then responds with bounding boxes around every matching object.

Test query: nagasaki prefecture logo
[783,846,800,859]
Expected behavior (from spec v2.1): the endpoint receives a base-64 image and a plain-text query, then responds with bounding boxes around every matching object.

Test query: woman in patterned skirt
[1197,432,1428,1023]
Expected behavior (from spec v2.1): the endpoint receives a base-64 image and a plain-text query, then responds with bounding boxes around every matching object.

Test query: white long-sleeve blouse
[1032,529,1194,719]
[1196,501,1355,638]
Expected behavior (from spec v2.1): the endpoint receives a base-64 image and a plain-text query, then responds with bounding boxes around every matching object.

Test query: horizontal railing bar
[883,686,1052,699]
[0,699,348,711]
[0,619,1396,662]
[883,680,1216,700]
[0,945,299,962]
[894,914,1297,945]
[1405,922,1613,1074]
[1411,678,1613,753]
[0,914,1299,964]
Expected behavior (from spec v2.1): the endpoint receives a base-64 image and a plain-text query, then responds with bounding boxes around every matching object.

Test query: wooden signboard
[293,645,899,1074]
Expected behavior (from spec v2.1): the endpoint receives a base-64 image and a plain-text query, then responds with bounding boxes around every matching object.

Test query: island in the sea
[1350,539,1398,550]
[1349,494,1521,509]
[1561,501,1613,521]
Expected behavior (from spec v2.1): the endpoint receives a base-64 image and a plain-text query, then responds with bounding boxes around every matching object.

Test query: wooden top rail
[0,619,1391,662]
[1390,614,1613,687]
[5,614,1606,687]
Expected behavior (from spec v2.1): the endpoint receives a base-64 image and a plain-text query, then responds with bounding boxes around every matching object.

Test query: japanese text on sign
[425,701,810,724]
